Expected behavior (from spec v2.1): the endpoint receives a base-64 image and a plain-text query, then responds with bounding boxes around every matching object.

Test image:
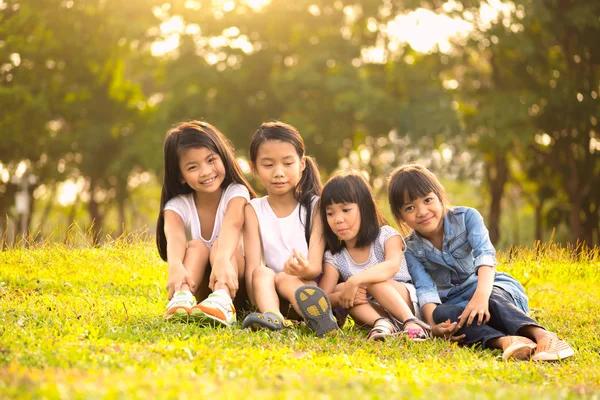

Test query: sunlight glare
[152,34,180,56]
[387,9,471,54]
[57,178,85,206]
[244,0,270,11]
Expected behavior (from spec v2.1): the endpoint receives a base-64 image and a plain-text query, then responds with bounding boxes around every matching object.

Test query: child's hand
[431,319,465,342]
[209,260,239,298]
[353,285,369,306]
[340,279,360,308]
[283,249,309,277]
[166,263,196,300]
[457,290,490,329]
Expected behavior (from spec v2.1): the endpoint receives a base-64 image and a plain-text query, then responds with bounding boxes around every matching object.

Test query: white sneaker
[165,290,196,321]
[190,290,236,326]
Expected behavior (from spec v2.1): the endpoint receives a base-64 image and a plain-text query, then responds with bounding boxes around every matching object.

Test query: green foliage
[1,242,599,398]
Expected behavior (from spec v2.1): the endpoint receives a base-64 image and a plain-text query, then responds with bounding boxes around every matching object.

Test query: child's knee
[252,266,275,285]
[432,304,463,324]
[274,271,291,287]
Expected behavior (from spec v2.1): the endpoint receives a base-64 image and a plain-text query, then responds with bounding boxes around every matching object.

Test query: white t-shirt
[164,183,250,249]
[250,195,319,273]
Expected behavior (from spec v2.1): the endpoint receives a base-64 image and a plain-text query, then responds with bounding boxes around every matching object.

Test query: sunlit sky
[2,1,520,207]
[151,0,513,57]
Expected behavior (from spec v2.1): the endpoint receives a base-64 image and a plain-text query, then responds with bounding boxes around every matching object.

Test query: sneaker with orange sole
[190,292,236,326]
[164,290,196,321]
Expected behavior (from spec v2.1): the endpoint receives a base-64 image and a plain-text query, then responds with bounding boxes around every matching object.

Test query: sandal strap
[402,317,431,332]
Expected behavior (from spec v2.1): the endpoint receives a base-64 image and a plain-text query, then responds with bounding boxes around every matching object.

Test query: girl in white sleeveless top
[318,171,430,341]
[242,121,338,336]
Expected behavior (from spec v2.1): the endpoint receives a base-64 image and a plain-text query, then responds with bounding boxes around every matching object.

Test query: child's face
[178,146,226,195]
[325,202,361,244]
[398,192,444,237]
[254,140,305,196]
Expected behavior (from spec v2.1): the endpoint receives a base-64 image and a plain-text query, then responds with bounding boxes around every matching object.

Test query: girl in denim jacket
[388,163,574,361]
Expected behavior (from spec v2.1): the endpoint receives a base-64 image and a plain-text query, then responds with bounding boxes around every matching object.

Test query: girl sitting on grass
[317,170,429,341]
[156,121,256,326]
[388,163,574,361]
[242,121,339,337]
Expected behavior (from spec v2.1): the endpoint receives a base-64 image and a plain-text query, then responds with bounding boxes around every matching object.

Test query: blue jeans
[432,287,543,349]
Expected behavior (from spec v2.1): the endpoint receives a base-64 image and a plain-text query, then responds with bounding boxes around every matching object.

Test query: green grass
[1,241,599,399]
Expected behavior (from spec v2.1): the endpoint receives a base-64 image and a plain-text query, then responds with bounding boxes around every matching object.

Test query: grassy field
[1,240,599,399]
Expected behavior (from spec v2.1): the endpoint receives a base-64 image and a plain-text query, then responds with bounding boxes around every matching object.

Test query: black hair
[249,121,322,244]
[320,170,387,254]
[388,163,447,235]
[156,120,256,261]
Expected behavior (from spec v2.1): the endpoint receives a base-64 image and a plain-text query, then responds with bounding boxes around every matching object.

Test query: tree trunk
[534,199,544,243]
[485,153,509,245]
[87,177,104,245]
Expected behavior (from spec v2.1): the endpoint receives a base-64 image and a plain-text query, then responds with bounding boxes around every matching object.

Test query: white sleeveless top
[164,183,250,249]
[250,195,319,273]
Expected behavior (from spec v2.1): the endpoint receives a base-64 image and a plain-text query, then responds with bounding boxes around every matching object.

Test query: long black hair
[249,121,322,244]
[320,170,387,254]
[156,121,256,261]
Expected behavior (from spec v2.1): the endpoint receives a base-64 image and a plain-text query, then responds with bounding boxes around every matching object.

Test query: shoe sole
[502,343,537,361]
[164,307,191,322]
[192,304,234,327]
[294,285,339,338]
[532,347,575,361]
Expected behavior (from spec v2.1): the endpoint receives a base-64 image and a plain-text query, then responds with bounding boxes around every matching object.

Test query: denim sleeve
[405,250,441,306]
[465,208,498,271]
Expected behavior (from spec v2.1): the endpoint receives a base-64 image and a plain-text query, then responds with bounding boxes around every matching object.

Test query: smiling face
[398,191,445,239]
[254,140,305,196]
[178,146,226,195]
[325,202,361,244]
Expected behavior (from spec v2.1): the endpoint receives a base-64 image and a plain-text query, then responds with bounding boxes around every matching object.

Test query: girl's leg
[486,287,574,360]
[433,302,535,359]
[208,240,245,299]
[366,280,415,322]
[432,304,506,348]
[165,240,210,319]
[274,272,317,316]
[252,266,280,313]
[183,239,211,293]
[349,302,387,327]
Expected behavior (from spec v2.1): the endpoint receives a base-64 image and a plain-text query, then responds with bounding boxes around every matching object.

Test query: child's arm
[456,208,498,329]
[242,204,262,305]
[210,197,247,298]
[163,210,197,298]
[405,251,465,340]
[283,207,325,280]
[339,235,403,307]
[319,263,340,294]
[319,263,368,309]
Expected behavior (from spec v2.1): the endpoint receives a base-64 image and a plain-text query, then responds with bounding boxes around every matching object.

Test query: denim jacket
[404,207,529,313]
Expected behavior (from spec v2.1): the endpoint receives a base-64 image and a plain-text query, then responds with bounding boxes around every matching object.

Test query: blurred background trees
[1,0,598,248]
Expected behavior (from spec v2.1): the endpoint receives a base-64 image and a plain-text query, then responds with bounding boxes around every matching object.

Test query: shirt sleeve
[224,183,251,204]
[323,251,338,270]
[464,208,498,271]
[164,196,190,226]
[405,249,441,306]
[377,225,401,249]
